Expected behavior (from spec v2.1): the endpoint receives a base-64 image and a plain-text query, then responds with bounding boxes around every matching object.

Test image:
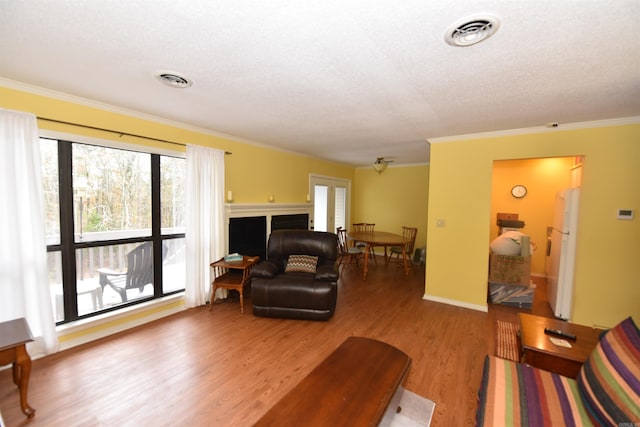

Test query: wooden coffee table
[518,313,605,378]
[254,336,411,426]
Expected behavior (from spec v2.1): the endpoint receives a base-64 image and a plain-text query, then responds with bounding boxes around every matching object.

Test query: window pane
[40,138,60,245]
[314,185,328,232]
[48,251,64,322]
[161,156,185,234]
[335,186,346,230]
[163,238,185,293]
[80,243,154,308]
[48,252,100,319]
[73,144,151,242]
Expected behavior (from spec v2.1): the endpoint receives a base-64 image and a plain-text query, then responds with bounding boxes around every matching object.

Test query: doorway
[309,175,351,233]
[488,156,583,315]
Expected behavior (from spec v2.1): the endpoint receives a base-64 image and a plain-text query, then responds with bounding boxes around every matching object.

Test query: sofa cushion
[577,316,640,426]
[477,355,594,426]
[285,255,318,273]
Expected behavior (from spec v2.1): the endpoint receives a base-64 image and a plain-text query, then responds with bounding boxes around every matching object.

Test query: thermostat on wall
[616,209,634,220]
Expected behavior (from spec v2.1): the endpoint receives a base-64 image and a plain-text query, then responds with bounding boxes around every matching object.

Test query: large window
[41,138,185,323]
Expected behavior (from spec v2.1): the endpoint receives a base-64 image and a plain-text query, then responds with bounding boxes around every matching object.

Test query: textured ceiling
[1,1,639,166]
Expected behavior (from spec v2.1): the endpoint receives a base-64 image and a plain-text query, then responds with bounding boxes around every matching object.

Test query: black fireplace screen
[228,216,267,261]
[228,214,309,261]
[271,214,309,231]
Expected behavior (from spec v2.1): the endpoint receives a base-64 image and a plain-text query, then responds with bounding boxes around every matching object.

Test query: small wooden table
[0,318,35,418]
[254,336,411,427]
[348,231,410,281]
[210,256,259,313]
[518,313,605,378]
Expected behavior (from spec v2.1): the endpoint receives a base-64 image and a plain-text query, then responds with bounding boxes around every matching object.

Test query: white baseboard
[422,294,488,312]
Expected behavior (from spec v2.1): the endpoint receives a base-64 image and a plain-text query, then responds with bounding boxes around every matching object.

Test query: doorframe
[309,174,352,233]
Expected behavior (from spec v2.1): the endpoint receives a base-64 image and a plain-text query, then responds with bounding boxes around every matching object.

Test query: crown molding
[0,77,313,158]
[427,116,640,144]
[0,77,238,138]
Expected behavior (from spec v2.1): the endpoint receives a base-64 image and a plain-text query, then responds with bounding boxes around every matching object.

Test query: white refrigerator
[546,188,580,320]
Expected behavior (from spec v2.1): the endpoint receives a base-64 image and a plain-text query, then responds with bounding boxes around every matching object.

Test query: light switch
[617,209,634,220]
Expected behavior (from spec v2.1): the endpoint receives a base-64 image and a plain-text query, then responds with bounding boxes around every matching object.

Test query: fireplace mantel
[224,203,312,254]
[225,203,312,218]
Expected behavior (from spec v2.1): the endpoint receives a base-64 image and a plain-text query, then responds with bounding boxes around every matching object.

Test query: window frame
[41,130,186,324]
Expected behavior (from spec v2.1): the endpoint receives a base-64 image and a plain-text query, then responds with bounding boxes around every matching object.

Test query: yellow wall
[5,84,638,330]
[353,164,429,251]
[1,84,356,344]
[0,86,354,202]
[225,143,353,204]
[425,124,640,327]
[491,157,574,274]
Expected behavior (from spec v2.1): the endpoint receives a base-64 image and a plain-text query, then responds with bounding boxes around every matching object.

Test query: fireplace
[228,216,267,261]
[225,203,312,261]
[271,214,309,231]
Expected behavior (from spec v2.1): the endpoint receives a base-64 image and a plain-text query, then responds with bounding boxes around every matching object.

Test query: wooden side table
[210,256,259,313]
[518,313,605,378]
[0,318,35,418]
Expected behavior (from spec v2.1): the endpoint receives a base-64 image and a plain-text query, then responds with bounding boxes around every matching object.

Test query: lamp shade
[372,159,387,173]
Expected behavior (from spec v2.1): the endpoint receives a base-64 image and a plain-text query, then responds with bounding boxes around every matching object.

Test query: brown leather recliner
[250,230,339,321]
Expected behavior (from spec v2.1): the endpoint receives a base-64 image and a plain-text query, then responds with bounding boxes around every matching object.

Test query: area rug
[495,320,521,362]
[380,387,436,427]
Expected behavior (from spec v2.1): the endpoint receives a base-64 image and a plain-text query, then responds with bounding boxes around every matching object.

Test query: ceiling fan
[372,157,394,173]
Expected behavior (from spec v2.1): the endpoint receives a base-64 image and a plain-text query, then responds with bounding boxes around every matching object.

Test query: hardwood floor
[0,259,553,426]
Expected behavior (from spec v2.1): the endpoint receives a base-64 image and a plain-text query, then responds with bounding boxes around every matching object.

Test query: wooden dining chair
[337,227,363,271]
[352,223,377,263]
[387,226,418,268]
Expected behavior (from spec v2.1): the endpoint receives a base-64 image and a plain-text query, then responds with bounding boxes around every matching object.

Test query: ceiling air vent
[444,15,500,47]
[153,70,193,88]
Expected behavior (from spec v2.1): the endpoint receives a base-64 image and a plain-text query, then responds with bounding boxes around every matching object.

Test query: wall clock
[511,185,527,198]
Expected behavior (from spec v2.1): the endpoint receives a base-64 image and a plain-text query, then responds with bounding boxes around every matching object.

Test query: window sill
[56,292,186,352]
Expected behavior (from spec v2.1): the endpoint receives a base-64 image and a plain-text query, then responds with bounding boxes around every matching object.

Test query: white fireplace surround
[224,203,312,254]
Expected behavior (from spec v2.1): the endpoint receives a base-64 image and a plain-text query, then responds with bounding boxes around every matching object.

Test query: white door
[309,175,350,233]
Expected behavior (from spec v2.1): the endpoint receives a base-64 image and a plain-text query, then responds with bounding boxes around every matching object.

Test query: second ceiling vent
[444,15,500,47]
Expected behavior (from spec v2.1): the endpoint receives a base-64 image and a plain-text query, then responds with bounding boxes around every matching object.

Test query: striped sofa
[476,316,640,426]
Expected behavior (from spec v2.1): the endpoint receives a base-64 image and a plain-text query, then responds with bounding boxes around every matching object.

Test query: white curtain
[0,109,58,356]
[185,145,226,307]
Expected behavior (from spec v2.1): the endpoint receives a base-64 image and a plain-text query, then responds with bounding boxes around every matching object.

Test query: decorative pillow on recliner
[285,255,318,273]
[577,316,640,426]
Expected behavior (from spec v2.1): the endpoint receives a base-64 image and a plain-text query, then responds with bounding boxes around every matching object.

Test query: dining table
[348,230,411,281]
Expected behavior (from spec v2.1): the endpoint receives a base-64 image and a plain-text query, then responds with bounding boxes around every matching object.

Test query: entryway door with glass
[309,175,351,234]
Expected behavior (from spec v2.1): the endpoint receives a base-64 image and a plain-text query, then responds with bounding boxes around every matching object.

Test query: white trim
[422,294,488,312]
[55,293,186,353]
[226,203,312,216]
[1,77,242,143]
[1,77,352,164]
[39,128,185,157]
[428,116,640,144]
